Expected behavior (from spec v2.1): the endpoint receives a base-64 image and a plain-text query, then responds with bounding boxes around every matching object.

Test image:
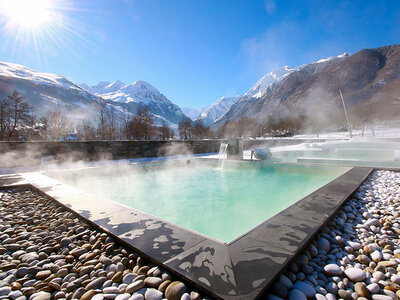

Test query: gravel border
[0,188,211,300]
[265,170,400,300]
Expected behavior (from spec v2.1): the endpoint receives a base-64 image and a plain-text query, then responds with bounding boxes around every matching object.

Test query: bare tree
[120,103,131,140]
[178,119,192,140]
[81,119,97,140]
[126,107,155,140]
[47,110,70,140]
[0,97,9,140]
[96,100,109,140]
[0,91,33,141]
[106,106,118,140]
[192,120,209,139]
[158,120,174,140]
[38,116,49,140]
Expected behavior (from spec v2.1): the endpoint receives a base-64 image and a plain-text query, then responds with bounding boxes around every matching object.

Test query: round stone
[144,288,163,300]
[144,277,163,288]
[115,294,131,300]
[126,280,145,294]
[344,268,366,282]
[371,251,383,262]
[80,290,96,300]
[293,281,315,298]
[318,238,330,252]
[289,289,307,300]
[355,282,370,298]
[324,264,343,276]
[165,281,187,300]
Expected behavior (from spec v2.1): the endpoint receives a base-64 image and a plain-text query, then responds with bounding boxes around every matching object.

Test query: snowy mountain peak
[197,95,240,126]
[316,52,350,63]
[245,65,295,98]
[103,80,126,93]
[0,61,85,92]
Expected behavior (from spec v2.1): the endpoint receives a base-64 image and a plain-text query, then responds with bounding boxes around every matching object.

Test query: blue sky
[0,0,399,108]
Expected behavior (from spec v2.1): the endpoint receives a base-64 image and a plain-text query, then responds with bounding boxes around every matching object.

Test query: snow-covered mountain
[245,66,295,98]
[83,80,188,126]
[212,45,400,128]
[0,62,104,122]
[181,107,207,120]
[197,96,240,126]
[0,61,188,128]
[198,66,295,126]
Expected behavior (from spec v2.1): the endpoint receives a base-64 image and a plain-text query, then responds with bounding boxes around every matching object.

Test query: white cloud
[264,0,277,15]
[238,21,301,77]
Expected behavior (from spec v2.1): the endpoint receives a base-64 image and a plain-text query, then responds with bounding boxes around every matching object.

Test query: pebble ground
[0,188,208,300]
[266,170,400,300]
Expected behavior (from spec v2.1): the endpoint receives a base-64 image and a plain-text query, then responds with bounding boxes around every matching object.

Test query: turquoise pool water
[48,160,350,242]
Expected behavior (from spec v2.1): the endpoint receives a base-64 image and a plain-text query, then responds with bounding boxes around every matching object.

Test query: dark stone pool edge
[0,167,373,300]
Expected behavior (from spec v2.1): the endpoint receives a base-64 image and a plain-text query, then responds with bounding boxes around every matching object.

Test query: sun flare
[1,0,53,28]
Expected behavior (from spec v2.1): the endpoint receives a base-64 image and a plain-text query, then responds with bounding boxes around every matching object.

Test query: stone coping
[0,165,373,299]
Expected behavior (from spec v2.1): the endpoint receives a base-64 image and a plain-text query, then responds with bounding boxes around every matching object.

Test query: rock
[55,268,68,278]
[378,261,398,268]
[295,254,309,266]
[72,287,86,299]
[272,281,288,298]
[180,293,191,300]
[158,280,171,293]
[373,271,385,281]
[35,270,52,280]
[123,273,137,284]
[318,238,330,252]
[366,219,381,227]
[111,271,123,283]
[357,255,371,265]
[129,295,144,300]
[8,290,23,300]
[367,283,380,294]
[293,281,315,298]
[355,282,370,298]
[347,241,362,251]
[32,292,51,300]
[289,289,307,300]
[391,275,400,285]
[279,274,293,289]
[165,281,187,300]
[344,268,366,282]
[86,277,107,290]
[145,288,163,300]
[371,295,392,300]
[324,264,342,276]
[371,251,383,262]
[81,290,96,300]
[20,252,39,263]
[0,287,11,296]
[189,291,201,300]
[126,280,145,293]
[338,289,351,300]
[144,277,163,288]
[60,237,72,248]
[16,267,28,278]
[325,282,338,295]
[115,294,131,300]
[103,286,120,294]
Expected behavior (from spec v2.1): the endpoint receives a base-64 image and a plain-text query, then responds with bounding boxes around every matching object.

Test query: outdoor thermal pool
[46,160,350,242]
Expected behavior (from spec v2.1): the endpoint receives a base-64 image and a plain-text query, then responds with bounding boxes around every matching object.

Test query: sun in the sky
[0,0,88,62]
[1,0,53,29]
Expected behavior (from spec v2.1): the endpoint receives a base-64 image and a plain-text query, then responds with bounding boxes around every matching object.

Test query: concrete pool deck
[0,166,372,299]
